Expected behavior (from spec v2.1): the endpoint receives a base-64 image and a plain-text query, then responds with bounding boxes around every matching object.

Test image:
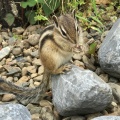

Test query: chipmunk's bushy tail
[0,72,50,105]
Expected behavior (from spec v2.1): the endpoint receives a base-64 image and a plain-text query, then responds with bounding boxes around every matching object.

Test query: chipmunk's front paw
[53,64,71,74]
[61,64,71,74]
[63,64,71,71]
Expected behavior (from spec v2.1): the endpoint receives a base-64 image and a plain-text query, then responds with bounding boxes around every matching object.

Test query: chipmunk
[0,12,83,105]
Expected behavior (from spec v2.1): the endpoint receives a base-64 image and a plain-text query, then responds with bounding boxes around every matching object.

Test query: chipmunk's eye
[75,21,80,34]
[76,26,80,34]
[61,29,66,36]
[77,26,79,32]
[60,27,67,37]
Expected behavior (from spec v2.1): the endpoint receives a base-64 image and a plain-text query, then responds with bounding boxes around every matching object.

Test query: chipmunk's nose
[75,44,81,49]
[76,44,80,48]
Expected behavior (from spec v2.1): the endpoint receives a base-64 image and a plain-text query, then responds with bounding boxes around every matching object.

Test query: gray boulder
[98,18,120,78]
[92,116,120,120]
[0,103,31,120]
[52,65,112,116]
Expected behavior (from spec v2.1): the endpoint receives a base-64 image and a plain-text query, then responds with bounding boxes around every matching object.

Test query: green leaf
[89,42,97,55]
[90,16,103,26]
[78,0,85,5]
[4,13,15,26]
[34,15,48,21]
[21,2,28,8]
[27,0,36,7]
[42,0,60,16]
[21,0,36,8]
[91,26,102,33]
[25,11,36,24]
[91,0,97,16]
[37,0,44,3]
[76,15,90,22]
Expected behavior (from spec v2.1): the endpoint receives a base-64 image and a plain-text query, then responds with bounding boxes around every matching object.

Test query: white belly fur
[53,51,73,69]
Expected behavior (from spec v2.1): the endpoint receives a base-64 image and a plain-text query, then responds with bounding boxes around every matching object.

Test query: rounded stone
[12,47,22,56]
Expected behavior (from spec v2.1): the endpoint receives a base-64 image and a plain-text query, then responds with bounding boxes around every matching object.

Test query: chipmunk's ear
[72,9,76,19]
[52,15,58,27]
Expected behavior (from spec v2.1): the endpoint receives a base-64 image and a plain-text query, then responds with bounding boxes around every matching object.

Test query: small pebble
[2,94,16,102]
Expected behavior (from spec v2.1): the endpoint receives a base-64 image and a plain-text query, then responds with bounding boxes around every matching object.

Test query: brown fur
[0,14,83,105]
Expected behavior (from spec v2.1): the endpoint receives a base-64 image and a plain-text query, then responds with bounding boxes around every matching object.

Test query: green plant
[4,13,15,26]
[79,0,104,33]
[13,34,23,40]
[67,0,85,10]
[61,0,104,33]
[61,0,85,13]
[89,42,97,55]
[20,0,60,24]
[3,1,19,26]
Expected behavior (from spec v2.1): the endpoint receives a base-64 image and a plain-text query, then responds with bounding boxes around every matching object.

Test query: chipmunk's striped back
[39,25,54,51]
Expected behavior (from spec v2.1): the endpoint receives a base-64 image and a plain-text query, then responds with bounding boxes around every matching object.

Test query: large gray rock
[92,116,120,120]
[98,18,120,78]
[52,65,112,116]
[0,103,31,120]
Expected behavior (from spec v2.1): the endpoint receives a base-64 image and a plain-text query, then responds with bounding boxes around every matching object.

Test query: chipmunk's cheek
[70,43,76,48]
